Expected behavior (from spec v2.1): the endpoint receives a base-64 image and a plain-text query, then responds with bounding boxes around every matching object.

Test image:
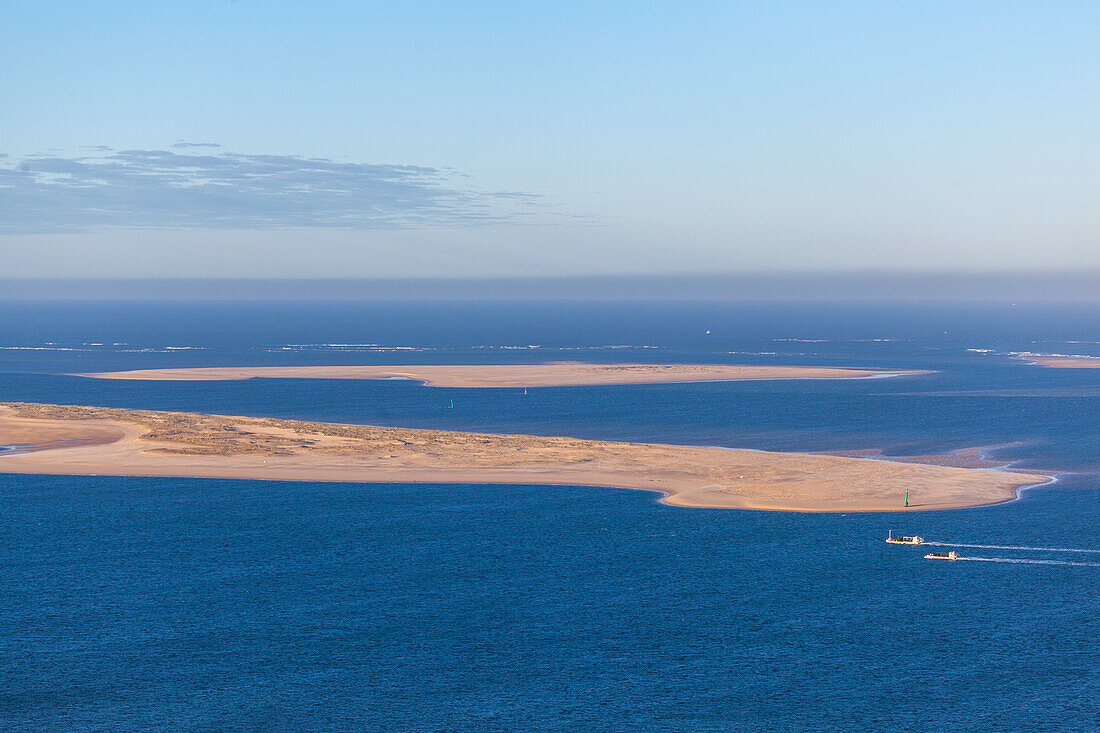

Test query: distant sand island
[0,402,1047,512]
[76,362,925,387]
[1020,355,1100,369]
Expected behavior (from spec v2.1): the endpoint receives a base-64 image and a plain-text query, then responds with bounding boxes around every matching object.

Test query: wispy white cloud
[0,147,536,233]
[170,142,223,149]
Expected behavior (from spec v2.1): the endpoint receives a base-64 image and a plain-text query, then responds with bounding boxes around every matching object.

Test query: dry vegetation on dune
[0,401,653,462]
[0,402,1050,512]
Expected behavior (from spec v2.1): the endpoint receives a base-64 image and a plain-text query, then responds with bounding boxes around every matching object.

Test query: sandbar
[75,362,924,387]
[0,403,1048,512]
[1022,356,1100,369]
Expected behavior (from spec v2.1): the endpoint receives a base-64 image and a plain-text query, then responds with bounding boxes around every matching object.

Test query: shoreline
[0,402,1050,513]
[821,444,1022,470]
[74,362,929,388]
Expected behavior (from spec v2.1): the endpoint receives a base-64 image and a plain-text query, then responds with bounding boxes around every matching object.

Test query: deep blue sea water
[1,301,1098,731]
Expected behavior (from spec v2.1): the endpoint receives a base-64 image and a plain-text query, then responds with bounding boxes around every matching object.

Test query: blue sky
[2,1,1098,277]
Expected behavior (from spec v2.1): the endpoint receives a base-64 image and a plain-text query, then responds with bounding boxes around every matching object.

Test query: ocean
[1,300,1098,731]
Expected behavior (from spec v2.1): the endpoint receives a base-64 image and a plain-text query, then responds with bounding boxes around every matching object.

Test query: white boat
[886,530,924,545]
[924,551,959,561]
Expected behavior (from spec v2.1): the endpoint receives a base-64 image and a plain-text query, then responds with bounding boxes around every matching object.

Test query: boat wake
[923,541,1100,554]
[956,556,1100,568]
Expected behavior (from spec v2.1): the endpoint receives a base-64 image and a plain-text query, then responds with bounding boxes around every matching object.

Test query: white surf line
[956,556,1100,568]
[923,541,1100,554]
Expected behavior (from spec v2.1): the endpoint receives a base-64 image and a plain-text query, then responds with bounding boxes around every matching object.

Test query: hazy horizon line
[2,272,1098,301]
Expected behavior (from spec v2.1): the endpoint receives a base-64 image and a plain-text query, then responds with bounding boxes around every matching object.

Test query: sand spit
[75,362,925,388]
[0,403,1048,512]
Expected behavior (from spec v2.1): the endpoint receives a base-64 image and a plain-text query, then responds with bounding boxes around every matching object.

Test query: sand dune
[76,362,923,387]
[0,403,1048,513]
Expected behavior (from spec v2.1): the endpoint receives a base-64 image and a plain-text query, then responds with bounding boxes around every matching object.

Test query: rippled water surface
[1,301,1098,731]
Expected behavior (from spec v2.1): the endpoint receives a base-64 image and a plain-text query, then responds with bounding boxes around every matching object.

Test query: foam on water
[956,556,1100,568]
[924,541,1100,554]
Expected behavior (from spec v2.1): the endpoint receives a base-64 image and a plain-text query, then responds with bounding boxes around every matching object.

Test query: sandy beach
[76,362,924,387]
[0,402,1048,512]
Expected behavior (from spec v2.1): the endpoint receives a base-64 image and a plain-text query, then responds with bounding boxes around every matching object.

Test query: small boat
[924,551,959,561]
[886,530,924,545]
